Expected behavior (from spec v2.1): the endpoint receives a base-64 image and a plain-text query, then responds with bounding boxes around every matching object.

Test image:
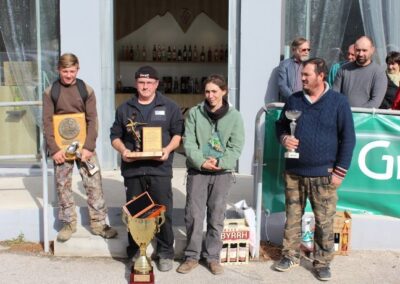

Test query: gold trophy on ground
[122,192,166,284]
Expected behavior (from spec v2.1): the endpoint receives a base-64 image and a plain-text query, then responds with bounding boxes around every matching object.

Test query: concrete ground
[0,248,399,284]
[1,153,400,283]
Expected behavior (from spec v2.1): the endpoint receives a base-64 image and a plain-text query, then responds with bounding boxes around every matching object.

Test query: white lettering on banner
[358,141,394,180]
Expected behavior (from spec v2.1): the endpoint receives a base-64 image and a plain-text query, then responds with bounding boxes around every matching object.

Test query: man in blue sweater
[275,58,356,281]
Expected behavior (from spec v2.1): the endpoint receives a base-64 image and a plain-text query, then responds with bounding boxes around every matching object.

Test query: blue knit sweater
[276,89,356,177]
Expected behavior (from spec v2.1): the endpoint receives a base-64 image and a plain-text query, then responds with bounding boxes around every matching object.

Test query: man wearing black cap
[110,65,184,271]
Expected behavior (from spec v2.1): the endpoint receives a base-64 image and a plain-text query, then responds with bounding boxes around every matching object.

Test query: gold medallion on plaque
[59,118,81,140]
[53,113,86,159]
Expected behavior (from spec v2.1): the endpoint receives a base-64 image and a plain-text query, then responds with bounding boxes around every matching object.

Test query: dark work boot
[315,267,332,281]
[275,257,299,272]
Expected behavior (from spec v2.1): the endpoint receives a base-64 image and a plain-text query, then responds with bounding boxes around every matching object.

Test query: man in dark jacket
[110,65,184,271]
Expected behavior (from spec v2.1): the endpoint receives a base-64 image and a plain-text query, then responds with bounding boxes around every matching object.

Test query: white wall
[60,0,115,169]
[60,0,101,96]
[239,1,282,174]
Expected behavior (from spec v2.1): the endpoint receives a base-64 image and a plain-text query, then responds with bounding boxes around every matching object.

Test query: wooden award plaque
[53,113,86,159]
[127,127,163,159]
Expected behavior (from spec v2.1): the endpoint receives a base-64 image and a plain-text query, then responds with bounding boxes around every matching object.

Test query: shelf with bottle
[118,43,228,64]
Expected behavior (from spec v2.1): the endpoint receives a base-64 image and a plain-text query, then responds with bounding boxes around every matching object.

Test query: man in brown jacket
[43,53,117,242]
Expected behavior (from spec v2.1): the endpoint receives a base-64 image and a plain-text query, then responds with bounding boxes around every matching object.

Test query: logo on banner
[358,140,399,180]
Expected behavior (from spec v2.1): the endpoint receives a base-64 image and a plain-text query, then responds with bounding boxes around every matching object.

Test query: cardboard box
[333,211,352,255]
[123,191,165,219]
[220,219,250,264]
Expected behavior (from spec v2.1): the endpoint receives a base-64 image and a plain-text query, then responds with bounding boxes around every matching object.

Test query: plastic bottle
[301,216,314,252]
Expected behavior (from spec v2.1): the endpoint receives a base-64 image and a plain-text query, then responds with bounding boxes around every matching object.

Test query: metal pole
[228,0,241,109]
[253,103,284,259]
[253,106,267,259]
[41,135,49,253]
[35,0,47,252]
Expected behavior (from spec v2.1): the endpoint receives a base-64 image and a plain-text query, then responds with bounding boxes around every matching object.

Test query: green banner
[262,109,400,218]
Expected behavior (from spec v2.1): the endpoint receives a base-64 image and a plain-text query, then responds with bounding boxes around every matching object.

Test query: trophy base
[130,271,154,284]
[126,151,163,159]
[87,165,100,175]
[284,151,300,159]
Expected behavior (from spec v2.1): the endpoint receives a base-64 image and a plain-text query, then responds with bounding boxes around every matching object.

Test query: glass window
[0,0,59,167]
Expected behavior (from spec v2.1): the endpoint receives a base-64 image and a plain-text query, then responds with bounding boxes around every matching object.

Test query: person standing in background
[380,51,400,109]
[327,44,355,87]
[333,36,387,108]
[278,37,311,102]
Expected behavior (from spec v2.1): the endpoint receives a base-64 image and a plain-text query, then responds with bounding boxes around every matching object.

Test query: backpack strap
[75,78,89,103]
[50,78,89,106]
[50,80,61,106]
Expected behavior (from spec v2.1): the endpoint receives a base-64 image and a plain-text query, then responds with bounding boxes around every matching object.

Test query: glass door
[0,0,60,169]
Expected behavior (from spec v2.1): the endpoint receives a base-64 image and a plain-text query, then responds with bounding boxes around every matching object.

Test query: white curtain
[284,0,351,67]
[359,0,400,65]
[0,0,59,125]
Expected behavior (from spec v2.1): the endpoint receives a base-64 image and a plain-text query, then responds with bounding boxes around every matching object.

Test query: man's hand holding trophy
[283,110,302,159]
[65,141,99,175]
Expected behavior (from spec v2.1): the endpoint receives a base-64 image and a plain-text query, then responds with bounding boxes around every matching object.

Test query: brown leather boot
[91,224,118,239]
[57,222,77,242]
[208,261,224,275]
[176,259,199,274]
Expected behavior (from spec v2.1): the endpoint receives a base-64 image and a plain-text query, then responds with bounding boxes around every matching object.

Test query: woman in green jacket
[177,74,245,275]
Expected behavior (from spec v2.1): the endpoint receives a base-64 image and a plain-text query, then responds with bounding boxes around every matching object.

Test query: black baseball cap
[135,65,159,80]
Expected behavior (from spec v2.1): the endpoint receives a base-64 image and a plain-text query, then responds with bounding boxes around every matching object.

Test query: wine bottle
[167,46,172,61]
[141,45,146,61]
[193,45,198,62]
[183,45,187,61]
[172,46,177,61]
[152,44,157,61]
[188,45,192,61]
[200,46,205,62]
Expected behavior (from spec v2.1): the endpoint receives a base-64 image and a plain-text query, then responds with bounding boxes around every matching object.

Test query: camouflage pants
[282,172,338,268]
[55,154,107,226]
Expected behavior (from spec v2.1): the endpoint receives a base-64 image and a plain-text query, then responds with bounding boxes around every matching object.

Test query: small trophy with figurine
[284,110,302,159]
[125,113,163,159]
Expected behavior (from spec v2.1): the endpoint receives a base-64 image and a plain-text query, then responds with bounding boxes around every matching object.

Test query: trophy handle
[155,213,165,233]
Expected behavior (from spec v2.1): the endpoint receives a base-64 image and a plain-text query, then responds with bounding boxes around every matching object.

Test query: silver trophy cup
[66,141,99,175]
[284,110,302,159]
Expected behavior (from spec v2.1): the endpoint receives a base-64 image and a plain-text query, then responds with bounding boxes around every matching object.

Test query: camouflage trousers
[282,172,338,268]
[55,154,107,226]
